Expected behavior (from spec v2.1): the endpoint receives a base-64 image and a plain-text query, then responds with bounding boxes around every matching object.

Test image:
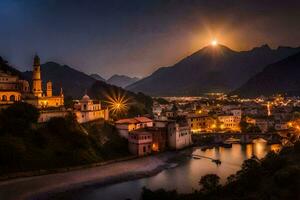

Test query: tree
[240,120,261,133]
[199,174,221,193]
[0,102,39,135]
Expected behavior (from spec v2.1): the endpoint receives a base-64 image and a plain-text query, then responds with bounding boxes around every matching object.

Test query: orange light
[211,39,218,46]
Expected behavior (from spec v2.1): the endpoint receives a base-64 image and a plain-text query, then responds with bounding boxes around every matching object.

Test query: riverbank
[0,150,189,200]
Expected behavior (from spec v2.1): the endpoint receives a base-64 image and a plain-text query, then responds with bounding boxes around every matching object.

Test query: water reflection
[51,140,280,200]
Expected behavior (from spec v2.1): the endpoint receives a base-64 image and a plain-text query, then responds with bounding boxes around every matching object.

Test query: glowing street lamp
[105,90,129,116]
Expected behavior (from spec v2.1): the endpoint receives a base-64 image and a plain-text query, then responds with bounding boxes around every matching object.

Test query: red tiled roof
[115,118,139,124]
[116,116,153,124]
[134,117,153,123]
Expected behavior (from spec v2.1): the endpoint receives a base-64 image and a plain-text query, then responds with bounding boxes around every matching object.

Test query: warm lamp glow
[105,90,129,115]
[211,39,218,46]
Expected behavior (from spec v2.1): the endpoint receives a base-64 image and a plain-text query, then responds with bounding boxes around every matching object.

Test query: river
[49,139,280,200]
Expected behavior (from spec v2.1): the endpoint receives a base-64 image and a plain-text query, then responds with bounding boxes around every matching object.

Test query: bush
[0,102,39,135]
[0,136,26,171]
[199,174,221,193]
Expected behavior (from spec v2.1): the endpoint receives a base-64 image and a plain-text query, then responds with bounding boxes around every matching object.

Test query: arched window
[10,95,15,101]
[2,95,7,101]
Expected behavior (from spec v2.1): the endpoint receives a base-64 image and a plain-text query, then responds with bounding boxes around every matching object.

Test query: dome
[82,94,90,101]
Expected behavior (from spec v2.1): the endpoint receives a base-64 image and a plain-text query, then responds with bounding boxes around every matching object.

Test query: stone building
[128,130,152,156]
[73,94,109,123]
[0,70,29,106]
[115,117,153,138]
[26,55,64,108]
[168,119,192,150]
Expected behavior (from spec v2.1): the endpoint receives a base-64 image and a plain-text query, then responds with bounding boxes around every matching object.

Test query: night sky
[1,0,300,78]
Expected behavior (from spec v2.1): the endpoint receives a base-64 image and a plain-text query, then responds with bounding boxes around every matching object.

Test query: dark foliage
[0,104,129,174]
[0,102,39,135]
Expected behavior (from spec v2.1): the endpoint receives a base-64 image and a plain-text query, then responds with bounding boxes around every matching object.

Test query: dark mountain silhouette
[90,73,106,82]
[0,56,23,77]
[126,44,300,96]
[107,74,140,88]
[232,52,300,97]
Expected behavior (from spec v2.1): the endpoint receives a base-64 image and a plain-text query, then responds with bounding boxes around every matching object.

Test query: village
[117,93,300,156]
[1,56,300,158]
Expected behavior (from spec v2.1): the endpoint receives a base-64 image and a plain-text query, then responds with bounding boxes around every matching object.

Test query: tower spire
[32,54,43,97]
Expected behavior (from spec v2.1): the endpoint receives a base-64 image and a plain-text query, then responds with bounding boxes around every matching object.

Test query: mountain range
[107,74,140,88]
[232,52,300,97]
[90,73,106,82]
[126,44,300,96]
[90,74,139,88]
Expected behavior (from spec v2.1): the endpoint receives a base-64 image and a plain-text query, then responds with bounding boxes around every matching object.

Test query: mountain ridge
[232,51,300,97]
[107,74,140,88]
[126,44,300,96]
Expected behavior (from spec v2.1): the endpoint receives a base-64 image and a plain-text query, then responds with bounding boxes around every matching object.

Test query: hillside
[0,103,129,175]
[233,52,300,97]
[126,44,300,96]
[107,74,140,88]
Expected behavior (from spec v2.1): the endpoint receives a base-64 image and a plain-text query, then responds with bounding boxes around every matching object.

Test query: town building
[255,118,274,133]
[148,127,168,152]
[168,119,192,150]
[25,55,64,108]
[38,109,70,123]
[0,70,30,107]
[217,114,241,132]
[73,94,109,123]
[128,130,152,156]
[187,114,216,133]
[115,116,153,138]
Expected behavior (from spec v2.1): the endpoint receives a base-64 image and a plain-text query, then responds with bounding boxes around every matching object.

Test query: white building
[128,130,152,156]
[167,120,192,150]
[38,110,69,123]
[74,94,109,123]
[115,117,153,138]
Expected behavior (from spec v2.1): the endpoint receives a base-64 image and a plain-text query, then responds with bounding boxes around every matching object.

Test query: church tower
[46,81,52,97]
[32,54,43,97]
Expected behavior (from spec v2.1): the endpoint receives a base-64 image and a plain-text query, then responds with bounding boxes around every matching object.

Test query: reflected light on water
[52,142,282,200]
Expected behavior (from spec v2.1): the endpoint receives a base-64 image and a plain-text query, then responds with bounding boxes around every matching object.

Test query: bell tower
[32,54,43,97]
[46,81,52,97]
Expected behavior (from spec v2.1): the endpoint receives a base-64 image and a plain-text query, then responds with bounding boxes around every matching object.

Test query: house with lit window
[217,114,241,132]
[128,130,152,156]
[187,114,216,133]
[168,119,192,150]
[0,70,29,108]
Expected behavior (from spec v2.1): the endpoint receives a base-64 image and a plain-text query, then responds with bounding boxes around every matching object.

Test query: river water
[51,140,280,200]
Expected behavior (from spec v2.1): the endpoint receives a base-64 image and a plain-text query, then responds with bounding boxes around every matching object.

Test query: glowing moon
[211,39,218,46]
